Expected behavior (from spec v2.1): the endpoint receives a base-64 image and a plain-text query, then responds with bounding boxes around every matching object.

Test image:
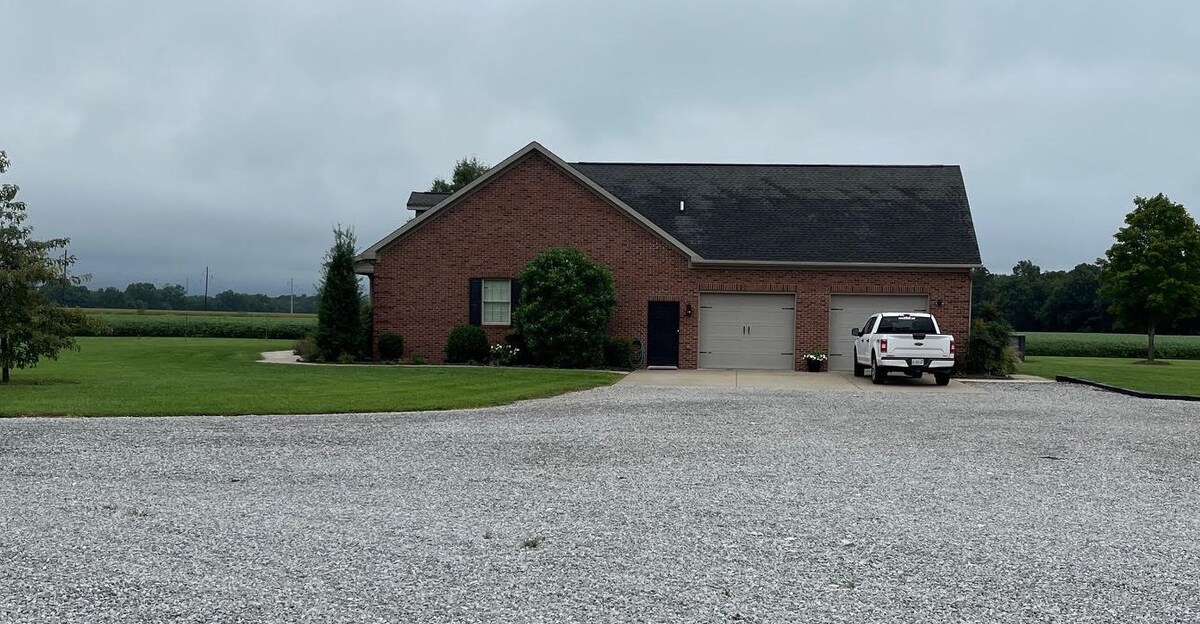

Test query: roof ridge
[572,162,955,168]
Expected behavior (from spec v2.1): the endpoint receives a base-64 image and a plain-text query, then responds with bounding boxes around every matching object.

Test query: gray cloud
[3,0,1198,293]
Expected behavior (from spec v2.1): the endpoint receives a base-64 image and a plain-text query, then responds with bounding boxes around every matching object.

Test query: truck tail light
[880,338,888,353]
[950,339,956,355]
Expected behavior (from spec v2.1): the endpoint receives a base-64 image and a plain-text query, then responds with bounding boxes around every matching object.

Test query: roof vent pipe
[679,200,685,212]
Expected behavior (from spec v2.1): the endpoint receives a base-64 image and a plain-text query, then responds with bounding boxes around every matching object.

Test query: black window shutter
[510,280,522,317]
[468,278,482,326]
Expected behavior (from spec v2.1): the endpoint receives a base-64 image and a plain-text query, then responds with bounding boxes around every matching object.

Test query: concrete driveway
[621,368,984,392]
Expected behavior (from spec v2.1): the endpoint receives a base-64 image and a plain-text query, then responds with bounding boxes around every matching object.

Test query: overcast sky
[3,1,1198,295]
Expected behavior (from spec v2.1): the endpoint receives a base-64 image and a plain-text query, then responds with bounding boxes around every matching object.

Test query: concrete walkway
[620,369,985,393]
[260,350,303,364]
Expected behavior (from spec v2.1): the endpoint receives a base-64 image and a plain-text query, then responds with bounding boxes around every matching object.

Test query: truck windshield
[877,316,937,334]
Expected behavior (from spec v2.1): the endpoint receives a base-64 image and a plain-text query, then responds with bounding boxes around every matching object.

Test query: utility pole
[289,278,294,314]
[203,266,209,312]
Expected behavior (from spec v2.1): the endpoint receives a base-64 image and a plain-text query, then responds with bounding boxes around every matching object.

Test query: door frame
[646,301,680,368]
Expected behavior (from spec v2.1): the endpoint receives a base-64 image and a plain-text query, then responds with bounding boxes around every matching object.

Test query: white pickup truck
[850,312,955,386]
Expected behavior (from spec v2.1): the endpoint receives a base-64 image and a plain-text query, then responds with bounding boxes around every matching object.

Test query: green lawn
[0,338,621,417]
[1020,356,1200,397]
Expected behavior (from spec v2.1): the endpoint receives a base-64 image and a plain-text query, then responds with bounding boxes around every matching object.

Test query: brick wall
[369,152,972,368]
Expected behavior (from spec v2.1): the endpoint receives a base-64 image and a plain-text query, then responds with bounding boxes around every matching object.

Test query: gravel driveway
[2,384,1198,622]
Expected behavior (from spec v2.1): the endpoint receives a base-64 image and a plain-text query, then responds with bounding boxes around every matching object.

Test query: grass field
[74,310,316,339]
[1023,332,1200,360]
[0,338,621,417]
[1020,356,1200,397]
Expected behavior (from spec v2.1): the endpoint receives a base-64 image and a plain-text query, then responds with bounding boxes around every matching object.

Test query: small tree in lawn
[1099,193,1200,362]
[514,248,616,368]
[315,226,363,361]
[0,150,88,383]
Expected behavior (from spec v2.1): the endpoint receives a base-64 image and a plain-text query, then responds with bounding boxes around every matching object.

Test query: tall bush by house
[315,226,364,361]
[960,304,1018,376]
[514,248,617,368]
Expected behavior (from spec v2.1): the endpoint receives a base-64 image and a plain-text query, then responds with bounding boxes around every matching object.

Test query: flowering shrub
[803,348,828,362]
[490,343,520,366]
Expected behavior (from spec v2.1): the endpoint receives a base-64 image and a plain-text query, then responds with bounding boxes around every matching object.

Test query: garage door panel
[827,294,928,371]
[699,293,796,370]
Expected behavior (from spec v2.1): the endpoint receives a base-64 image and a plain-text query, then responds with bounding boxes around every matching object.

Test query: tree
[124,282,161,310]
[214,289,243,312]
[315,226,363,361]
[1038,262,1112,332]
[1099,194,1200,361]
[995,260,1046,331]
[93,286,126,308]
[0,150,88,383]
[159,284,187,310]
[969,267,996,319]
[429,156,489,193]
[513,248,617,368]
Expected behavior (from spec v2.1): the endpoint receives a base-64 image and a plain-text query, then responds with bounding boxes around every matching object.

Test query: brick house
[355,142,981,371]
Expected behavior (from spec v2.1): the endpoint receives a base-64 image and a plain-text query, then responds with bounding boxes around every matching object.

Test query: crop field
[1023,332,1200,360]
[73,309,316,339]
[84,308,312,318]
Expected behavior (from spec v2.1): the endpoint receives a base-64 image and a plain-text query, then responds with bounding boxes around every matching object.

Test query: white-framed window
[482,279,512,325]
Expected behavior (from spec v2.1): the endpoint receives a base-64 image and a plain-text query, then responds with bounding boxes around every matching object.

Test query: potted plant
[803,348,827,372]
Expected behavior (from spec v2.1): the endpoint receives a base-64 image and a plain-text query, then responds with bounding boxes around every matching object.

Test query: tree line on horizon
[40,282,319,314]
[975,193,1200,339]
[971,261,1124,333]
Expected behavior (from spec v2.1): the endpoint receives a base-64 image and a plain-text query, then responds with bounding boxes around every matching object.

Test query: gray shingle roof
[571,162,981,265]
[407,192,452,209]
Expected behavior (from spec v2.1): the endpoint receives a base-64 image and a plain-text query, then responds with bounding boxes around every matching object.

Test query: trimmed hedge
[445,325,489,363]
[74,313,315,339]
[378,332,404,361]
[1024,332,1200,360]
[604,337,633,369]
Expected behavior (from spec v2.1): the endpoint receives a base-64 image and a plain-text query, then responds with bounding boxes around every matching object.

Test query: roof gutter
[689,259,981,271]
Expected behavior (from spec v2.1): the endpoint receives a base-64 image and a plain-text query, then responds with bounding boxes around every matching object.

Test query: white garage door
[828,294,928,371]
[699,293,796,369]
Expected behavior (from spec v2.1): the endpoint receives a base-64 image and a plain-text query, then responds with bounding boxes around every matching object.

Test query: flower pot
[805,359,822,372]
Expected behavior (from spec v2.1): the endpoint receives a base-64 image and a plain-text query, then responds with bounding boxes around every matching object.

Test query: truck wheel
[852,350,865,377]
[935,373,951,386]
[871,354,886,385]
